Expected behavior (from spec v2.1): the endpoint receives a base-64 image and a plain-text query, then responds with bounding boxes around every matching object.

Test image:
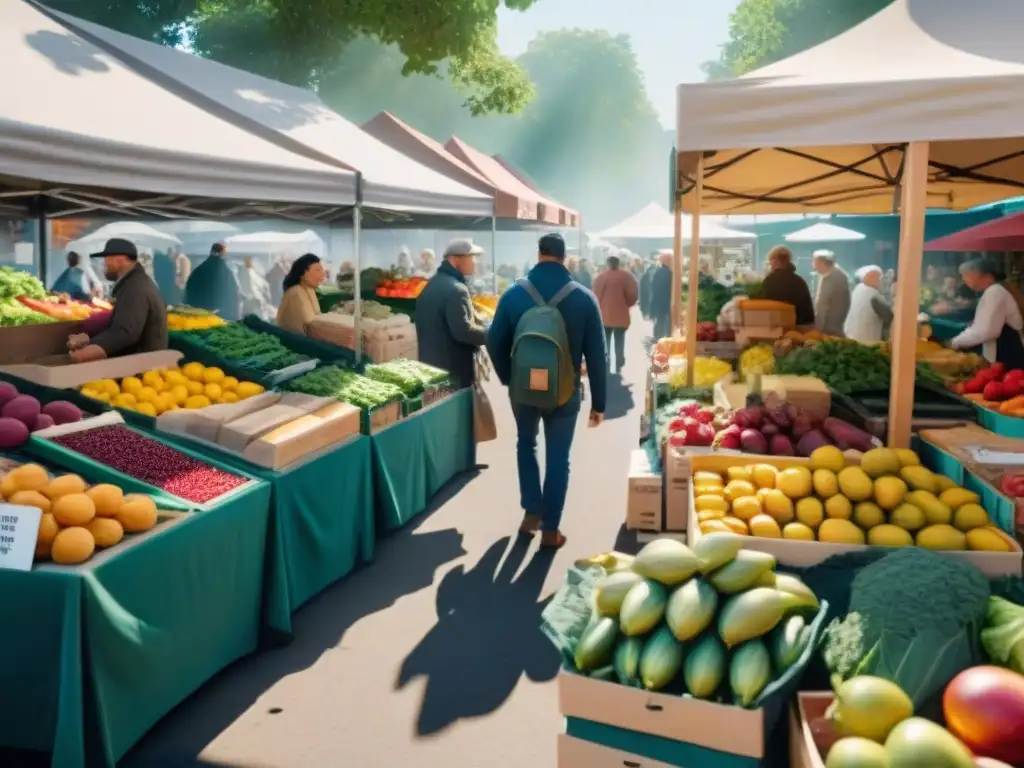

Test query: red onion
[53,425,245,504]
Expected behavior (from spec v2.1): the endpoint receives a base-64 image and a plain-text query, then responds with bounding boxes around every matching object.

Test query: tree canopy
[703,0,895,78]
[45,0,539,115]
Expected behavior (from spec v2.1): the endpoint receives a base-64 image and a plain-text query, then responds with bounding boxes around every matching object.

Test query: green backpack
[510,279,578,410]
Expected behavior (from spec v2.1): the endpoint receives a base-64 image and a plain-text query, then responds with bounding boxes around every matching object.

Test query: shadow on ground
[602,374,635,421]
[396,535,561,736]
[98,471,480,767]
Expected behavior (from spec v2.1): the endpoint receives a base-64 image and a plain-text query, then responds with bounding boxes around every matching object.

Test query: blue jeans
[653,314,670,340]
[605,327,626,370]
[513,392,581,532]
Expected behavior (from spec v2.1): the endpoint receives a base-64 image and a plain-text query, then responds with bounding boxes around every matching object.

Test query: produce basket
[974,400,1024,438]
[829,382,977,438]
[0,320,85,365]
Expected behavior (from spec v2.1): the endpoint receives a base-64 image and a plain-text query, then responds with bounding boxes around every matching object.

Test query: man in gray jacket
[812,250,851,337]
[415,238,488,388]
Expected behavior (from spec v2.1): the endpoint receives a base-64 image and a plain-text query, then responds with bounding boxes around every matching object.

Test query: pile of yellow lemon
[166,312,225,331]
[80,362,265,416]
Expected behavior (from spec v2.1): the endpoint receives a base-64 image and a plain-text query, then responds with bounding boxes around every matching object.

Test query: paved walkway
[118,318,650,768]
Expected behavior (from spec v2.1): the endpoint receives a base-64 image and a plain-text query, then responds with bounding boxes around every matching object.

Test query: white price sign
[0,503,41,571]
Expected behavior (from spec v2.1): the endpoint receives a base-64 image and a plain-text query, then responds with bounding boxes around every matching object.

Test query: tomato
[999,472,1024,498]
[943,666,1024,765]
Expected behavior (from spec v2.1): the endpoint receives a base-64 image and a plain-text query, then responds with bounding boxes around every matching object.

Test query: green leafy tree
[45,0,539,114]
[705,0,895,77]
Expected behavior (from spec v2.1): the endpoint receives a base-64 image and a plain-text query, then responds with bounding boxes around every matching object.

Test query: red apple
[667,417,687,433]
[983,381,1005,401]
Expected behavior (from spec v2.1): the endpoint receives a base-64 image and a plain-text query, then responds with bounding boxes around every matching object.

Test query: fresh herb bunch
[186,323,310,373]
[0,267,47,301]
[363,359,449,396]
[774,339,942,394]
[284,365,403,410]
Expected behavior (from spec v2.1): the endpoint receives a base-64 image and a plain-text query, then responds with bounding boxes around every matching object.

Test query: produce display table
[154,431,375,639]
[929,316,970,341]
[0,461,270,768]
[371,388,474,533]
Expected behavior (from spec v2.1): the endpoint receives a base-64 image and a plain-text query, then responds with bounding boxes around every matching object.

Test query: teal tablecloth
[371,388,474,533]
[0,454,269,768]
[152,430,376,638]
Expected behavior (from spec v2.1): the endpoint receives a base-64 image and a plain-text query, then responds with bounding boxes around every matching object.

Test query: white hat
[855,264,882,280]
[812,249,835,261]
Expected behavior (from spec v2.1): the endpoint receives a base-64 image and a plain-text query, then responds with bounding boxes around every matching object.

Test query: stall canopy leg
[352,201,363,362]
[671,200,683,337]
[684,155,704,388]
[888,141,930,448]
[490,215,497,295]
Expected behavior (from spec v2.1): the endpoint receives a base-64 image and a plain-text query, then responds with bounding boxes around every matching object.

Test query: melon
[86,518,124,549]
[0,417,29,450]
[50,527,95,565]
[52,493,96,527]
[32,414,55,432]
[0,382,19,407]
[41,401,82,426]
[85,484,124,518]
[1,395,40,428]
[117,494,157,533]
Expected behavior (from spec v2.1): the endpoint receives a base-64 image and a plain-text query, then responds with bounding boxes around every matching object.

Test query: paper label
[0,504,42,571]
[529,368,549,391]
[963,445,1024,466]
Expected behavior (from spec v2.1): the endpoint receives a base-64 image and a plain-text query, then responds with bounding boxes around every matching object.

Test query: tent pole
[684,155,704,388]
[491,215,497,295]
[887,142,930,448]
[352,201,363,363]
[670,203,683,337]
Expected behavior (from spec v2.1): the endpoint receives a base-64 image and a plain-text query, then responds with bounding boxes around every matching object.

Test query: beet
[822,417,875,452]
[740,428,768,454]
[732,410,751,429]
[766,406,792,429]
[769,434,796,456]
[796,429,832,457]
[42,401,82,426]
[0,382,18,408]
[1,395,41,429]
[761,422,780,438]
[791,414,815,441]
[52,425,245,504]
[744,407,765,429]
[32,414,55,432]
[783,402,802,422]
[0,417,29,450]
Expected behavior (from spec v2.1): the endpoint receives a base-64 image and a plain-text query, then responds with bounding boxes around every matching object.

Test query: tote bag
[474,352,497,443]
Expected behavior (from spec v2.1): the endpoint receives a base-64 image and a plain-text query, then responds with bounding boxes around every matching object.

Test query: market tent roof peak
[674,0,1024,215]
[784,222,866,243]
[1,0,360,213]
[925,210,1024,251]
[444,136,560,224]
[42,4,494,218]
[597,202,756,241]
[490,154,579,228]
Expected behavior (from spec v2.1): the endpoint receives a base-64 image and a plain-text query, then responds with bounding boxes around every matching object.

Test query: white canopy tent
[672,0,1024,445]
[68,222,182,253]
[674,0,1024,215]
[224,230,327,258]
[154,221,240,236]
[47,4,493,220]
[597,202,756,241]
[784,222,866,244]
[2,0,356,214]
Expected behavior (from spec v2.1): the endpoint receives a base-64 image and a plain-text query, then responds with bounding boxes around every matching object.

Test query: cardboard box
[684,454,1023,578]
[558,669,766,759]
[243,401,361,469]
[558,734,677,768]
[627,449,662,531]
[788,693,834,768]
[663,447,692,531]
[0,349,182,389]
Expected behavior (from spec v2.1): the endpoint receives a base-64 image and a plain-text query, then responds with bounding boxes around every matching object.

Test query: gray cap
[443,238,483,258]
[812,249,835,261]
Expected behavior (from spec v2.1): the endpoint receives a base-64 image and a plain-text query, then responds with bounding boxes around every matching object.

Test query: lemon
[220,376,239,392]
[112,393,137,408]
[141,370,165,390]
[809,445,845,473]
[221,391,240,404]
[777,467,813,499]
[99,379,120,396]
[159,392,177,411]
[204,383,223,402]
[203,367,225,385]
[171,385,189,405]
[185,380,205,396]
[185,395,211,410]
[795,497,825,529]
[137,386,160,404]
[121,376,143,395]
[824,494,853,520]
[182,362,205,382]
[782,522,815,541]
[235,382,264,399]
[136,402,157,417]
[80,387,100,400]
[164,370,188,387]
[93,391,112,404]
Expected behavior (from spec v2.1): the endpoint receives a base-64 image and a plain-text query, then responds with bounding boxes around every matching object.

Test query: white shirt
[952,283,1024,362]
[844,283,884,343]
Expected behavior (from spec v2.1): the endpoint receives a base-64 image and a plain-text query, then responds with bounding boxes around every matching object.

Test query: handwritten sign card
[0,503,41,571]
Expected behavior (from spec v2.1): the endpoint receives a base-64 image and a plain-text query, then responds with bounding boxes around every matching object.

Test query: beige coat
[593,268,639,329]
[276,284,320,335]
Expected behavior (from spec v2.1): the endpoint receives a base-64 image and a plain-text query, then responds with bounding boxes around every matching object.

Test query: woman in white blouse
[951,257,1024,366]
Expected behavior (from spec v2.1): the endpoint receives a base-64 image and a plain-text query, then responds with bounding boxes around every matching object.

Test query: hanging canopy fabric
[785,222,866,243]
[925,211,1024,251]
[674,0,1024,214]
[597,202,757,241]
[68,222,182,253]
[444,137,560,224]
[46,5,493,219]
[1,0,358,211]
[224,230,327,256]
[491,155,579,228]
[154,221,240,236]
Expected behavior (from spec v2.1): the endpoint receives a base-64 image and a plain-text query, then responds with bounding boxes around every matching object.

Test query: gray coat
[814,267,851,337]
[415,261,487,388]
[92,264,168,356]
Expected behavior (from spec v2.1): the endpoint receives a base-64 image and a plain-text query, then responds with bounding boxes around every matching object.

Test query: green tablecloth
[0,456,270,767]
[371,388,474,533]
[152,430,376,639]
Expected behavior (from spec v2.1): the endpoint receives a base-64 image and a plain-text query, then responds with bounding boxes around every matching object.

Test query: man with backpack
[486,233,607,550]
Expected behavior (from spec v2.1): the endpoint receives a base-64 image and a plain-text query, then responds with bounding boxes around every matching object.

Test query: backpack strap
[517,278,546,307]
[548,281,578,308]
